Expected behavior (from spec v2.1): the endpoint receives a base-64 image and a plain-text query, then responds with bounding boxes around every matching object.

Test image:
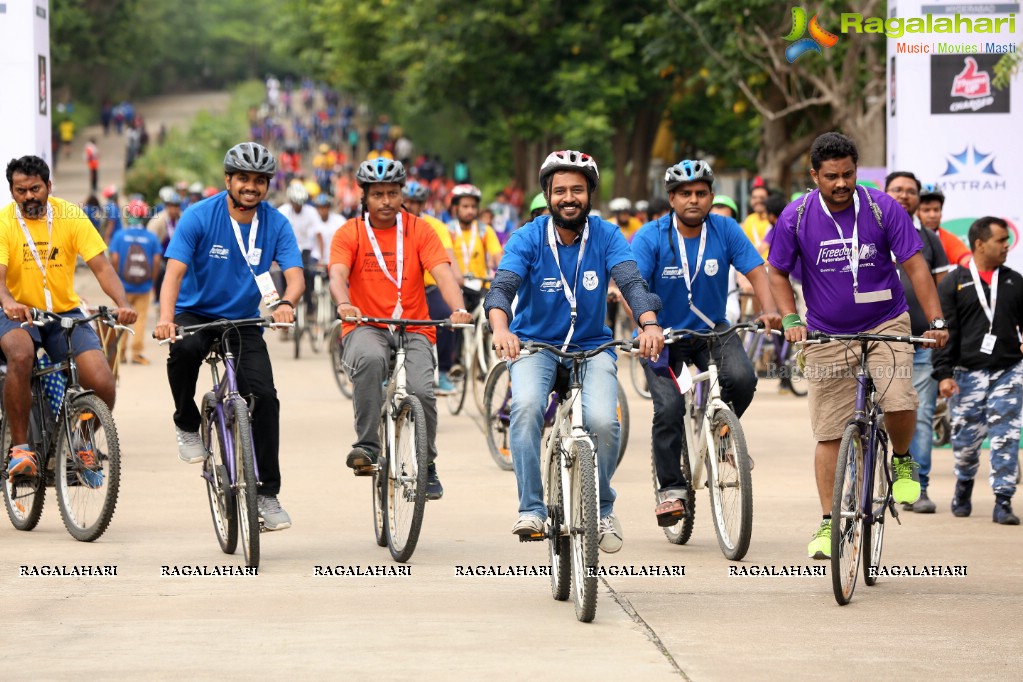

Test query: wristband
[336,301,350,307]
[277,300,294,308]
[454,308,469,314]
[781,313,805,330]
[641,321,661,329]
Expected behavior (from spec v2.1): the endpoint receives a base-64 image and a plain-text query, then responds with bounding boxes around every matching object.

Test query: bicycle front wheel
[630,355,651,400]
[293,300,306,359]
[569,440,599,623]
[707,409,753,560]
[308,289,330,354]
[863,429,889,587]
[782,344,808,397]
[372,418,387,547]
[386,395,428,562]
[201,392,237,555]
[547,448,570,601]
[230,398,260,568]
[616,383,629,467]
[483,362,514,471]
[470,340,491,415]
[56,394,121,542]
[446,364,468,416]
[832,423,865,605]
[329,322,354,399]
[1,415,45,531]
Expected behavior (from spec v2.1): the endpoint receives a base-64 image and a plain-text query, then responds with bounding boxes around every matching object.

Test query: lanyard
[229,213,263,282]
[15,204,54,311]
[818,189,863,293]
[546,220,588,351]
[969,260,998,333]
[454,221,479,272]
[671,214,716,328]
[364,212,404,301]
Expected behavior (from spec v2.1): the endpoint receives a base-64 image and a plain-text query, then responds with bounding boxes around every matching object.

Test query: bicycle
[652,322,767,560]
[804,330,935,605]
[446,277,495,416]
[88,305,126,384]
[513,338,635,623]
[161,317,292,568]
[328,319,354,399]
[346,316,470,563]
[744,321,808,396]
[1,307,132,541]
[483,359,629,473]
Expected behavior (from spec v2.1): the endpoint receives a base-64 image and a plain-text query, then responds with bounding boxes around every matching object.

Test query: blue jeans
[508,350,620,518]
[908,347,937,491]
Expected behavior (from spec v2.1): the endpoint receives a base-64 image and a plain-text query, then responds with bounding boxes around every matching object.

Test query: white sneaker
[257,494,292,531]
[598,514,623,553]
[175,427,206,464]
[511,513,544,537]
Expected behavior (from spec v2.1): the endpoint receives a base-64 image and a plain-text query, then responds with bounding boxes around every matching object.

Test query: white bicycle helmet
[539,150,599,190]
[608,197,632,213]
[224,142,277,176]
[664,159,714,192]
[355,158,406,188]
[159,186,181,205]
[286,182,310,205]
[450,184,482,204]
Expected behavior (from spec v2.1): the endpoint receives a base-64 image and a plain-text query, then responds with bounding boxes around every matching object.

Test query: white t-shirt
[277,203,320,255]
[313,211,345,262]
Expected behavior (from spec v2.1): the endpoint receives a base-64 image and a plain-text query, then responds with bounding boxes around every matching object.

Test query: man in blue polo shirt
[484,150,664,553]
[632,159,781,528]
[154,142,304,531]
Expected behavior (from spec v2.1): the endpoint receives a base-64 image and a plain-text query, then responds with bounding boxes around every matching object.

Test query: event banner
[886,0,1023,268]
[0,1,52,206]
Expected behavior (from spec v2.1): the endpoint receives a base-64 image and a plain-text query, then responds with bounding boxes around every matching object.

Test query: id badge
[255,271,280,308]
[854,289,893,304]
[43,289,53,312]
[464,277,483,292]
[981,333,997,355]
[248,248,262,266]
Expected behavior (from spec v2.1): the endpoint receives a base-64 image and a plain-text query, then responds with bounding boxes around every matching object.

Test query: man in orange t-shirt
[329,158,471,499]
[918,184,971,267]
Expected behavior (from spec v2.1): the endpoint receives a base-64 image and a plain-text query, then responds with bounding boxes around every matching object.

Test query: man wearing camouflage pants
[933,217,1021,525]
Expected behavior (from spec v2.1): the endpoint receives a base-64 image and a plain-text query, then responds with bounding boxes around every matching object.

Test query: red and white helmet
[539,150,599,190]
[449,184,482,205]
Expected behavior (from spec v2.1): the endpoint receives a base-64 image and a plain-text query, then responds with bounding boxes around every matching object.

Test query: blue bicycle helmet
[355,158,406,188]
[313,194,333,207]
[402,181,429,202]
[664,159,714,192]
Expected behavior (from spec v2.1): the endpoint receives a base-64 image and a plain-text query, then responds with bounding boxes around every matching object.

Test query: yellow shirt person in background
[741,184,770,257]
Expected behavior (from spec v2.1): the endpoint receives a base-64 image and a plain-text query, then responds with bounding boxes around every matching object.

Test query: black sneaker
[951,479,974,517]
[346,447,377,476]
[909,489,936,513]
[426,463,443,500]
[993,495,1020,525]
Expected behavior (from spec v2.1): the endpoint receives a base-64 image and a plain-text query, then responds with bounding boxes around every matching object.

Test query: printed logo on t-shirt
[582,271,598,291]
[540,277,563,293]
[816,238,880,273]
[661,266,683,280]
[208,244,229,260]
[704,259,719,276]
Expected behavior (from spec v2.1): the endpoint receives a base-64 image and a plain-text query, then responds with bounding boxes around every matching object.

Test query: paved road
[3,93,1021,679]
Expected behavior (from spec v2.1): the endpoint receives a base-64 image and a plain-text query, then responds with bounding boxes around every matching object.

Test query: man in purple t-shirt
[767,132,949,560]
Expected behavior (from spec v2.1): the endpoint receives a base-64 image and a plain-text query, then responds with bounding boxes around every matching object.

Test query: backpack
[122,241,152,285]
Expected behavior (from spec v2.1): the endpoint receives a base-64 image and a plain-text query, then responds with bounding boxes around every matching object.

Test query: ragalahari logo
[783,7,839,62]
[951,57,991,99]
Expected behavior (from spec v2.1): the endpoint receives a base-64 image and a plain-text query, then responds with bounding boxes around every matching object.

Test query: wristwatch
[277,300,294,309]
[929,318,947,330]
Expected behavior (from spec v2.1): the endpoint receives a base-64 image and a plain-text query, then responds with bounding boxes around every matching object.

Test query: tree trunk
[626,106,662,200]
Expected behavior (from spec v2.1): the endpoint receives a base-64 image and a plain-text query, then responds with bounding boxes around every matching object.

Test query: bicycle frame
[680,363,727,494]
[204,337,260,491]
[848,342,891,527]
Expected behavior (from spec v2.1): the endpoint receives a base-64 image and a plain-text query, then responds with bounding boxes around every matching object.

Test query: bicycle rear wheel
[201,392,237,555]
[707,409,753,560]
[652,434,696,546]
[483,362,514,471]
[863,428,889,587]
[569,440,599,622]
[293,300,306,359]
[616,383,629,466]
[446,364,468,415]
[832,423,865,605]
[329,322,353,399]
[55,394,121,542]
[230,398,260,568]
[372,419,387,547]
[1,414,45,531]
[386,395,428,562]
[547,448,570,601]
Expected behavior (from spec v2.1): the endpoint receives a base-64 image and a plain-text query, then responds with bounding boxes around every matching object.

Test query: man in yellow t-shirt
[0,156,136,480]
[402,181,462,393]
[741,184,771,257]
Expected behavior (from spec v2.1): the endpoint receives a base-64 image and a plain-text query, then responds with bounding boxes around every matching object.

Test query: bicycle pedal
[888,500,902,525]
[518,532,544,542]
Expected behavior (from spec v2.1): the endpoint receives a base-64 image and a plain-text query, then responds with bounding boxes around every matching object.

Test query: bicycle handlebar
[156,317,294,345]
[342,316,473,329]
[664,321,774,343]
[23,306,136,335]
[516,338,638,360]
[803,331,936,346]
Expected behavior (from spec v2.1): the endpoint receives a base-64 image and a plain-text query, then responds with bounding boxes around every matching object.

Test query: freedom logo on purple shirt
[768,186,922,334]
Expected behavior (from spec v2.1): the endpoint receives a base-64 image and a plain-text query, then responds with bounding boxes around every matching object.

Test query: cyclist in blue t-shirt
[632,160,781,527]
[154,142,304,531]
[484,150,664,553]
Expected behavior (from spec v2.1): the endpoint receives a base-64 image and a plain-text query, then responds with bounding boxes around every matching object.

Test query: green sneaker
[807,520,831,560]
[891,455,921,505]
